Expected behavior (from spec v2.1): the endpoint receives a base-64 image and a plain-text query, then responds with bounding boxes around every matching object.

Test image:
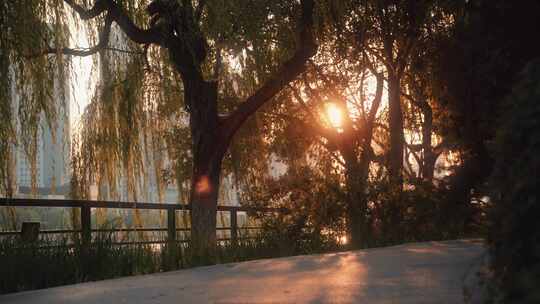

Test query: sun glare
[326,103,343,129]
[195,176,211,194]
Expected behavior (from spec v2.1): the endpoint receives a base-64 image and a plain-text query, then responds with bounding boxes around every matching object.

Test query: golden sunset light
[1,0,536,302]
[326,103,343,129]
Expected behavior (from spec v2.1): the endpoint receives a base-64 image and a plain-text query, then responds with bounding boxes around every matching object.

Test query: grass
[0,235,161,294]
[0,230,343,295]
[0,224,471,295]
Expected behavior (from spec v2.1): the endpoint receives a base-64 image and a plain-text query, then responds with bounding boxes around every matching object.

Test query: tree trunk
[388,72,404,187]
[421,103,435,182]
[341,134,371,248]
[190,154,221,259]
[156,0,316,259]
[344,158,367,248]
[341,73,382,248]
[386,72,405,239]
[423,152,437,182]
[185,79,225,258]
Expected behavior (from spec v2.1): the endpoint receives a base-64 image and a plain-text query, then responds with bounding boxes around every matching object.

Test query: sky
[68,21,95,130]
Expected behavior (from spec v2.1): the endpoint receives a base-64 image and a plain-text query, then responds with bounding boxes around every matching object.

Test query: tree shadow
[0,240,484,304]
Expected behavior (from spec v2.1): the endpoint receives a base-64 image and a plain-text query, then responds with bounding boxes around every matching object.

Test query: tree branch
[106,0,161,44]
[289,85,338,143]
[41,14,113,57]
[405,143,423,168]
[29,1,160,58]
[366,72,384,127]
[63,0,160,46]
[221,0,317,141]
[63,0,108,20]
[434,140,452,156]
[365,45,392,70]
[397,38,415,76]
[402,90,429,111]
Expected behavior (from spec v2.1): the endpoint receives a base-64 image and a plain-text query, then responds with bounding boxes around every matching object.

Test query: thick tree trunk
[343,153,374,248]
[341,134,372,248]
[155,0,316,259]
[388,72,404,187]
[185,80,225,258]
[190,154,221,258]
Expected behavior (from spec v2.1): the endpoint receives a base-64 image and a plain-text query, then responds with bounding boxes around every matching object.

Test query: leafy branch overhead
[50,0,317,142]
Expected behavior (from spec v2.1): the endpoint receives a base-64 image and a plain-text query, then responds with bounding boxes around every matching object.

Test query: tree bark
[184,79,224,258]
[342,149,366,248]
[386,71,405,239]
[343,150,374,248]
[388,72,404,186]
[189,156,221,258]
[421,101,435,182]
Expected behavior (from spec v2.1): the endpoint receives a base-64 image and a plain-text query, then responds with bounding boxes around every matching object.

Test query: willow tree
[1,0,68,196]
[4,0,317,253]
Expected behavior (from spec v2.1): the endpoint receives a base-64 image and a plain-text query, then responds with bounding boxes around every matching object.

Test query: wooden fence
[0,198,286,246]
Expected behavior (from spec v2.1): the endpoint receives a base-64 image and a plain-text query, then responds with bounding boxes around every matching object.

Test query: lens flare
[326,103,343,129]
[195,176,211,194]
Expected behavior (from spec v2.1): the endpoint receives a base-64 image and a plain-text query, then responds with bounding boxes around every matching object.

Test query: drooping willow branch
[67,0,160,44]
[42,13,113,57]
[30,0,161,58]
[63,0,108,20]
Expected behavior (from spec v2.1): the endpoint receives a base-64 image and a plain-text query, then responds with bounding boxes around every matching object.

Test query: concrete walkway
[0,239,484,304]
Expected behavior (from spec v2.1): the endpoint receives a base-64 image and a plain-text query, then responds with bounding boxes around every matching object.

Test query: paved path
[0,239,484,304]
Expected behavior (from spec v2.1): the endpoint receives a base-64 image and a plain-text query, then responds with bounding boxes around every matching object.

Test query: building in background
[11,70,71,197]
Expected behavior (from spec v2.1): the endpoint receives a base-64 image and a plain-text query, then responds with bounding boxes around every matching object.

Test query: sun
[326,103,343,129]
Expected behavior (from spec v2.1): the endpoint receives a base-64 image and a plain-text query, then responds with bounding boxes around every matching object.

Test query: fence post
[166,208,178,269]
[230,209,238,245]
[80,205,91,248]
[167,208,176,243]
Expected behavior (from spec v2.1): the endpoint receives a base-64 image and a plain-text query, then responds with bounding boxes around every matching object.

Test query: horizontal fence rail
[0,198,284,212]
[0,198,287,247]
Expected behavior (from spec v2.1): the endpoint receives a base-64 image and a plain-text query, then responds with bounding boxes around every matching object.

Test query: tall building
[15,130,44,188]
[41,93,70,189]
[11,69,71,195]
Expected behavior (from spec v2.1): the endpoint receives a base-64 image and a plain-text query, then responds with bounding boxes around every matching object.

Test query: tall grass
[0,235,161,294]
[0,229,343,295]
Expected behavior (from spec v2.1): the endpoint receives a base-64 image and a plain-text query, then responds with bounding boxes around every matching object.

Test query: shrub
[487,59,540,303]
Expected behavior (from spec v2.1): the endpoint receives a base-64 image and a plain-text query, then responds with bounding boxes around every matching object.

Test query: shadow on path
[0,239,484,304]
